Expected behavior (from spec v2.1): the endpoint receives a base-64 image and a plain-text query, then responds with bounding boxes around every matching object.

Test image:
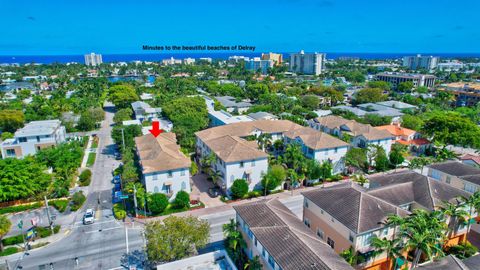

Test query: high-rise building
[289,50,326,75]
[261,52,283,65]
[402,54,439,70]
[244,57,274,74]
[84,53,103,66]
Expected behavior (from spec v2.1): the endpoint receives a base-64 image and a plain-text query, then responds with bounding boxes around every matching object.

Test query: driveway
[190,172,225,208]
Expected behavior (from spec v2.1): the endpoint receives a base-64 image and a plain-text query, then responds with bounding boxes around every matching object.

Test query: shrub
[79,178,91,187]
[246,190,262,199]
[149,193,169,214]
[0,202,43,215]
[49,199,69,213]
[113,203,126,220]
[79,169,92,183]
[0,247,20,256]
[174,191,190,209]
[70,191,86,211]
[231,179,249,199]
[445,241,478,259]
[36,225,60,238]
[2,234,23,246]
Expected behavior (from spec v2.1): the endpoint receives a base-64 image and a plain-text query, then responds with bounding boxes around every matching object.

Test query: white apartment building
[1,120,66,158]
[135,133,191,201]
[402,54,439,70]
[289,50,326,75]
[84,53,103,66]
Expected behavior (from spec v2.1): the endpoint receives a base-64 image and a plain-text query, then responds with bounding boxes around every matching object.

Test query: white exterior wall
[224,159,268,191]
[314,146,349,174]
[143,168,191,201]
[352,136,393,155]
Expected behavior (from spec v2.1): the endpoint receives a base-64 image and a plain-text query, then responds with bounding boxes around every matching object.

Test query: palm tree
[0,215,12,252]
[352,174,369,187]
[340,246,365,266]
[440,201,469,239]
[460,192,480,238]
[209,169,222,187]
[287,169,299,195]
[244,255,262,270]
[256,133,272,151]
[371,236,404,270]
[222,219,238,238]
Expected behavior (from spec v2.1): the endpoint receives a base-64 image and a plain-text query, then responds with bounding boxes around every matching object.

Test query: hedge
[70,191,86,211]
[0,202,43,215]
[113,203,126,220]
[0,247,20,256]
[49,199,69,213]
[79,169,92,185]
[2,225,60,246]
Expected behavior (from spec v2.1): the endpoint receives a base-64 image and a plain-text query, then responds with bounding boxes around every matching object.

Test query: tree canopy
[423,112,480,148]
[353,88,387,104]
[108,84,139,109]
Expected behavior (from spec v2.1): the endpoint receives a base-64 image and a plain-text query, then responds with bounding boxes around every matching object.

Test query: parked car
[112,175,121,184]
[114,182,121,192]
[115,152,122,160]
[83,209,95,225]
[208,187,221,198]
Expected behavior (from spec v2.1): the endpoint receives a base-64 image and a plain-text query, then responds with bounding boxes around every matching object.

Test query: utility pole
[125,224,129,254]
[121,128,125,151]
[44,196,54,235]
[133,185,138,218]
[5,259,10,270]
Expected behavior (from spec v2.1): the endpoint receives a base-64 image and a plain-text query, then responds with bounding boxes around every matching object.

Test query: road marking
[84,226,122,234]
[73,219,116,227]
[64,229,70,235]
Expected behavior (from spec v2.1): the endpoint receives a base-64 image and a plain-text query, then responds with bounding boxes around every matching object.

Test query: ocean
[1,52,480,64]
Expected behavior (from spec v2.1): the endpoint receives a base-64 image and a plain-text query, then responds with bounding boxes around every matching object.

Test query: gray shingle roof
[302,183,409,234]
[428,161,480,177]
[463,254,480,269]
[417,255,470,270]
[233,199,353,270]
[367,171,471,210]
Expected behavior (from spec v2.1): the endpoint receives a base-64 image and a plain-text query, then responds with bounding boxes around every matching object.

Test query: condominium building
[245,57,274,74]
[135,133,191,201]
[289,50,326,75]
[183,58,195,65]
[195,120,349,193]
[84,53,103,66]
[261,52,283,65]
[375,72,436,90]
[309,115,394,155]
[427,161,480,194]
[0,120,66,158]
[437,82,480,107]
[233,199,353,270]
[402,54,439,70]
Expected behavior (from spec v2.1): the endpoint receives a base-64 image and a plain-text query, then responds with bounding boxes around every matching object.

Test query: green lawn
[91,140,98,149]
[86,152,96,167]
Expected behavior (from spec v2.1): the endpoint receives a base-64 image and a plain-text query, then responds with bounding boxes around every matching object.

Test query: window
[152,174,158,181]
[321,209,324,214]
[464,183,477,193]
[154,186,159,193]
[317,228,324,239]
[19,137,27,143]
[262,247,266,258]
[446,176,451,184]
[36,136,40,142]
[251,159,255,167]
[268,255,275,268]
[430,170,441,180]
[181,169,185,176]
[181,182,186,190]
[382,228,389,236]
[6,149,15,156]
[327,237,335,249]
[334,147,338,153]
[168,171,173,178]
[304,200,309,208]
[240,161,244,168]
[254,238,258,246]
[304,218,310,228]
[362,232,374,246]
[331,217,335,223]
[349,233,354,242]
[247,227,253,239]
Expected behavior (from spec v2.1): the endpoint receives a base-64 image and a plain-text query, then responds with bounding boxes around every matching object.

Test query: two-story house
[0,120,66,158]
[302,182,409,270]
[368,171,475,246]
[427,161,480,194]
[233,199,353,270]
[135,132,191,201]
[283,127,350,174]
[309,115,394,155]
[375,124,431,154]
[131,101,162,122]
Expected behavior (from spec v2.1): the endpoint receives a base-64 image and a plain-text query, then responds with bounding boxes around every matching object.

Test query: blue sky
[1,0,479,55]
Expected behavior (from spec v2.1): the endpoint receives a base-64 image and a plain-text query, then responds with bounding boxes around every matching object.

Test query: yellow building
[261,52,283,65]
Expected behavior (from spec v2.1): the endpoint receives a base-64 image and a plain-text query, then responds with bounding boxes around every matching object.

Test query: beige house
[233,199,353,270]
[427,161,480,194]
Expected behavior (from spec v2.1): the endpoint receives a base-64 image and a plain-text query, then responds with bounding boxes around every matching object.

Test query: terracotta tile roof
[313,115,393,141]
[302,183,409,234]
[367,171,471,210]
[376,124,416,137]
[233,199,353,270]
[460,154,480,166]
[135,133,191,174]
[203,135,268,163]
[283,127,349,150]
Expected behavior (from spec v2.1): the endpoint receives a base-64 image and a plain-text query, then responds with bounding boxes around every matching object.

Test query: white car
[83,209,95,225]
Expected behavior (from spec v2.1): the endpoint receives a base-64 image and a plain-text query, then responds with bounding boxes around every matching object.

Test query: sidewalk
[80,135,93,168]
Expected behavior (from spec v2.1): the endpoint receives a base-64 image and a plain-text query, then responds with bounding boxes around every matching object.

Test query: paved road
[3,104,306,270]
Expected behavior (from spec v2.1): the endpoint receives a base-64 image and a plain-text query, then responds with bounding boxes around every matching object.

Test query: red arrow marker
[149,121,163,137]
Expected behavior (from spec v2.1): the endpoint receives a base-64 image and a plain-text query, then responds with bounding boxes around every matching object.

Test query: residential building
[135,133,191,201]
[417,254,476,270]
[302,182,409,269]
[289,50,326,75]
[283,126,350,174]
[367,170,474,246]
[183,58,195,65]
[208,110,254,127]
[245,57,274,74]
[195,120,348,192]
[375,101,418,110]
[375,72,436,90]
[215,96,252,114]
[228,55,250,63]
[261,52,283,65]
[437,82,480,107]
[427,161,480,194]
[161,57,182,65]
[247,111,278,121]
[437,61,465,71]
[309,115,394,155]
[131,101,162,122]
[1,120,66,158]
[84,53,103,66]
[402,54,439,70]
[459,154,480,168]
[233,199,353,270]
[156,250,237,270]
[376,124,431,153]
